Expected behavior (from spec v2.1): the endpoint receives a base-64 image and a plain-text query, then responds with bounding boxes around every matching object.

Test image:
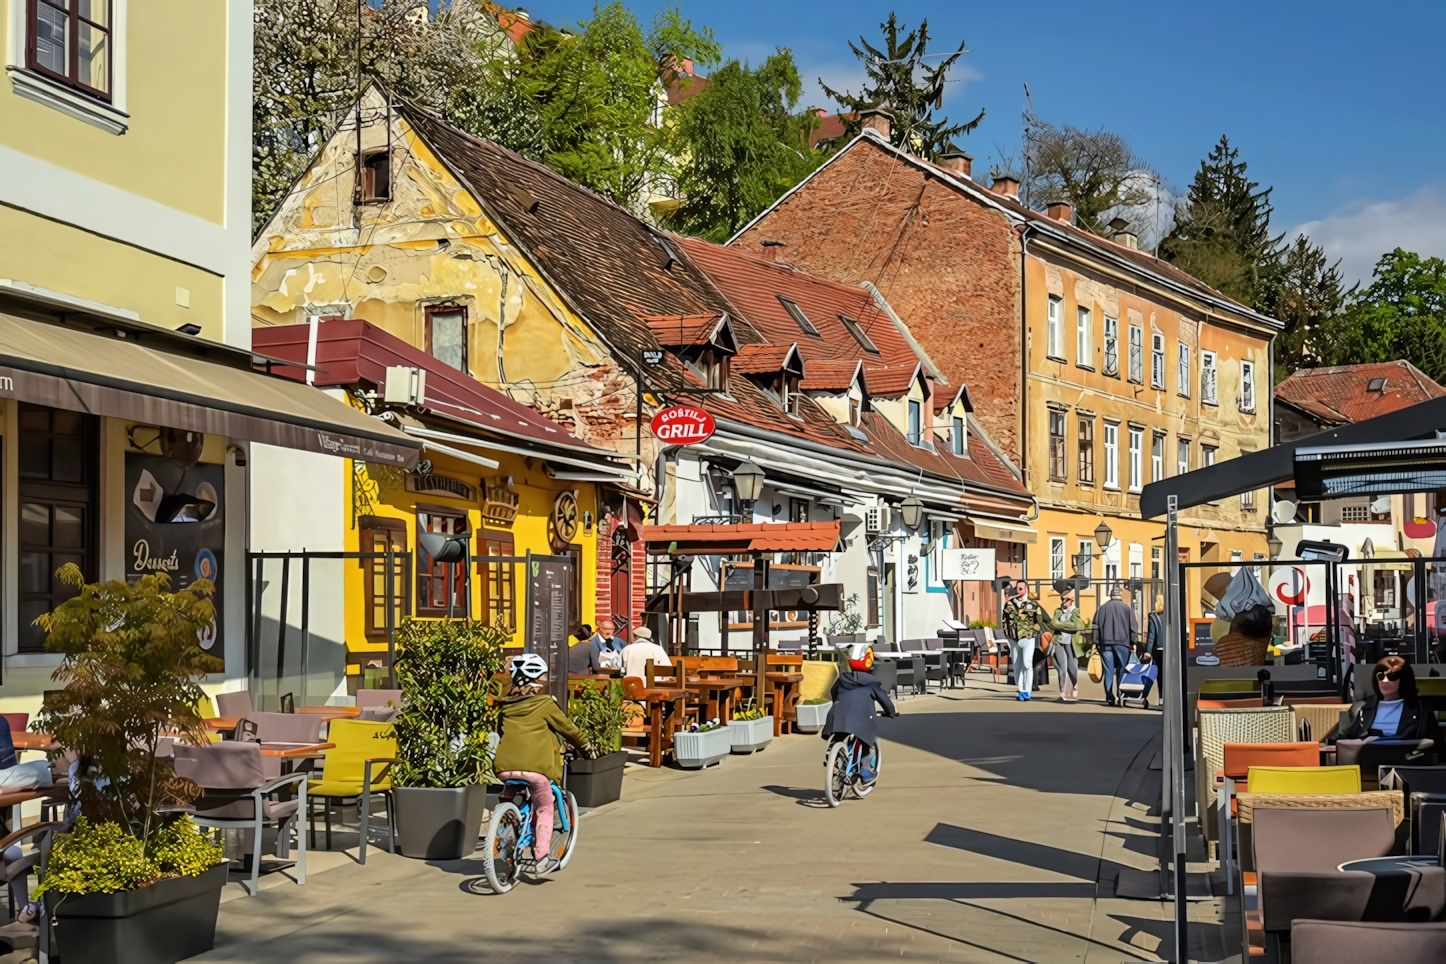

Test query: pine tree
[1260,236,1352,378]
[1160,135,1283,308]
[820,13,983,160]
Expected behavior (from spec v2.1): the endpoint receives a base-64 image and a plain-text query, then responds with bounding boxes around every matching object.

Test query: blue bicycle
[482,778,580,894]
[824,734,880,807]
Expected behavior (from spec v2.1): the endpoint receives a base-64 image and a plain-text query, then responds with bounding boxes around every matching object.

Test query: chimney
[1108,216,1139,249]
[760,239,787,262]
[941,150,973,180]
[990,174,1020,200]
[1046,199,1074,224]
[859,107,892,140]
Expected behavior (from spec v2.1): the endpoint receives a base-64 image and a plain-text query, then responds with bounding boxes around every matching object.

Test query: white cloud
[1292,184,1446,288]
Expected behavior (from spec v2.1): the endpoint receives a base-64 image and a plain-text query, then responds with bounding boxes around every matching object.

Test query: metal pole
[752,552,768,706]
[276,554,291,709]
[1165,496,1188,961]
[384,547,396,688]
[1415,559,1430,665]
[300,551,311,708]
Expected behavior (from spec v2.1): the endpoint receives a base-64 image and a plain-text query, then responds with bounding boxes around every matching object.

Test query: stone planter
[394,784,488,860]
[673,726,731,768]
[729,716,774,753]
[50,862,227,964]
[794,701,831,734]
[567,750,627,808]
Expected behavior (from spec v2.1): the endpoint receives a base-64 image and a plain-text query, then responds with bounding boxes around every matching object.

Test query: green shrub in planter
[567,680,627,754]
[36,817,222,898]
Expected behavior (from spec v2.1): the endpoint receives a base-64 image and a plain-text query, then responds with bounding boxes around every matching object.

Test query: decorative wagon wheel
[551,491,580,549]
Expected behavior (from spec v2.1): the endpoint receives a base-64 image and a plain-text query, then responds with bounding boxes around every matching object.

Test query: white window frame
[6,0,130,135]
[952,414,966,456]
[1046,296,1064,360]
[1128,427,1143,492]
[1151,432,1164,483]
[1103,422,1120,490]
[1242,488,1257,512]
[1103,316,1119,376]
[1203,445,1217,468]
[1177,343,1191,397]
[1129,325,1143,382]
[1076,306,1092,368]
[1201,350,1218,405]
[1049,537,1066,581]
[1177,438,1189,476]
[1151,332,1165,389]
[1240,360,1256,412]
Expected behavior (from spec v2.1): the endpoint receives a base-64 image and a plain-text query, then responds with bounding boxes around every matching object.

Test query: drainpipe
[1016,224,1036,488]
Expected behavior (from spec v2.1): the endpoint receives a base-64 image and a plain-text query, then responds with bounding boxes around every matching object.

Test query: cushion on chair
[1259,871,1375,933]
[1252,807,1396,874]
[1247,765,1362,794]
[1290,920,1446,963]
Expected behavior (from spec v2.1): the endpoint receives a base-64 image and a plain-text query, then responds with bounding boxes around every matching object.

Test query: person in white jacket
[620,626,672,681]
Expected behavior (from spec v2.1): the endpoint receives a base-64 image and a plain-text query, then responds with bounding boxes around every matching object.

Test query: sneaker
[859,766,877,783]
[535,855,561,875]
[1022,691,1031,701]
[17,901,39,924]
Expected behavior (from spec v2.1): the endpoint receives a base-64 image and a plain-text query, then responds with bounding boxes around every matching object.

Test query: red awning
[641,521,841,555]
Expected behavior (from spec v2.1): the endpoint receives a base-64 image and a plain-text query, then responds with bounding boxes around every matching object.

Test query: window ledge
[1076,364,1096,373]
[5,653,63,669]
[1046,355,1068,364]
[1202,399,1219,407]
[7,67,128,134]
[1239,407,1256,415]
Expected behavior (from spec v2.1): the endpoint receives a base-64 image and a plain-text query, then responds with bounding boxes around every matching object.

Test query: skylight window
[839,315,880,354]
[776,296,820,337]
[1368,377,1388,393]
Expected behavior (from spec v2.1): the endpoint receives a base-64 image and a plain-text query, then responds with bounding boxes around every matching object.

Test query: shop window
[359,516,408,636]
[425,304,467,373]
[416,509,468,616]
[477,531,517,632]
[19,404,97,652]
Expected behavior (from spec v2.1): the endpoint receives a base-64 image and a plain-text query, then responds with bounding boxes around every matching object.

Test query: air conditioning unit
[384,366,426,405]
[865,505,889,534]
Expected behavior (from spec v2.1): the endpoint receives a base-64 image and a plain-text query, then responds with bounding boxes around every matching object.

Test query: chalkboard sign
[1192,619,1215,649]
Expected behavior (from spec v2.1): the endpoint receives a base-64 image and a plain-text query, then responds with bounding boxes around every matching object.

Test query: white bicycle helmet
[509,653,549,687]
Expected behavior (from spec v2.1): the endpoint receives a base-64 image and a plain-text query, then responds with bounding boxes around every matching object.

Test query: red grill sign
[650,405,716,445]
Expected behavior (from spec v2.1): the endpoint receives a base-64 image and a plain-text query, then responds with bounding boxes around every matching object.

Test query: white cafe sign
[939,547,997,581]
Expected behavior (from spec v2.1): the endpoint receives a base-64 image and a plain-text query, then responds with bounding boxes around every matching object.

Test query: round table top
[1338,855,1440,874]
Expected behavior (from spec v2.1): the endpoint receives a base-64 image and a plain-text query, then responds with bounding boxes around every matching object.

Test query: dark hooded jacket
[493,693,587,783]
[822,670,897,748]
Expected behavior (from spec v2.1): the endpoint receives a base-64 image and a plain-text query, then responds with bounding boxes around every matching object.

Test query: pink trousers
[497,771,554,858]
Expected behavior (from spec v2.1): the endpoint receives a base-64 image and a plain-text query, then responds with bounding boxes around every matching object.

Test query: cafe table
[11,732,57,752]
[1337,855,1446,922]
[764,671,804,736]
[207,716,241,734]
[295,706,362,721]
[684,675,753,723]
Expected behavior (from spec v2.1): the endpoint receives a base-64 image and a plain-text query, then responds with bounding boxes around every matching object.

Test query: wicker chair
[1290,703,1352,744]
[1197,706,1294,855]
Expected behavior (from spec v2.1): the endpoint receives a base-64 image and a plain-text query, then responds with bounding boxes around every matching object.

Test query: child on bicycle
[822,643,897,783]
[493,653,593,874]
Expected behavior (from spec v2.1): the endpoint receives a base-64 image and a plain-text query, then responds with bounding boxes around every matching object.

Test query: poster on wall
[125,453,226,668]
[940,548,997,581]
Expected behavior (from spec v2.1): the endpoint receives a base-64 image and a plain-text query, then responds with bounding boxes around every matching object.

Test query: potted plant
[391,619,504,860]
[673,720,731,768]
[795,697,832,734]
[566,679,628,807]
[728,701,773,754]
[34,567,227,964]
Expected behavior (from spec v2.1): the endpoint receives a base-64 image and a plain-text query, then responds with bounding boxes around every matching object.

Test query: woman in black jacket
[1340,656,1442,743]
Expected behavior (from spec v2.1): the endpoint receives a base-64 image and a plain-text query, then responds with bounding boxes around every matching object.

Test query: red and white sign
[1269,566,1310,607]
[650,405,716,445]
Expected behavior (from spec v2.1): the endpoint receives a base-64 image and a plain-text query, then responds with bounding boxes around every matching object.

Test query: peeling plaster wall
[250,93,651,485]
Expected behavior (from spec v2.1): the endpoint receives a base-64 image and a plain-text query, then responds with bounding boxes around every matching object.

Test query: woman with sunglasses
[1340,656,1442,742]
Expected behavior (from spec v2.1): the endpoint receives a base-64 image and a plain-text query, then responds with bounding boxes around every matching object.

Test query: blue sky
[537,0,1446,286]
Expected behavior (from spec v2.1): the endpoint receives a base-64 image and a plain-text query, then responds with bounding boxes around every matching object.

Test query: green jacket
[1052,606,1092,657]
[1002,597,1051,641]
[492,693,588,783]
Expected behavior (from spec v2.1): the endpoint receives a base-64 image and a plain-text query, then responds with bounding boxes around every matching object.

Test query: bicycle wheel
[483,802,524,894]
[852,742,881,798]
[824,740,850,808]
[552,790,581,871]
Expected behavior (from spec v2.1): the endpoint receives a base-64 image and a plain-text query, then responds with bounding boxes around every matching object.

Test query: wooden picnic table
[621,680,691,768]
[684,675,754,723]
[764,672,804,737]
[11,732,57,752]
[294,706,361,721]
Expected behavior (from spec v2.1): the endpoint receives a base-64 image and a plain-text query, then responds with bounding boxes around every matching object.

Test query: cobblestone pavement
[194,679,1226,963]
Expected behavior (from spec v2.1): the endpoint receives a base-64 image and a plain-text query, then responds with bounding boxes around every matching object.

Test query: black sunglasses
[1375,669,1403,681]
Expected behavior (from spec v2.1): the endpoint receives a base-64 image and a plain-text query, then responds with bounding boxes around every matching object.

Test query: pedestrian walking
[1092,587,1140,706]
[1051,591,1088,702]
[1145,596,1165,704]
[1002,579,1051,702]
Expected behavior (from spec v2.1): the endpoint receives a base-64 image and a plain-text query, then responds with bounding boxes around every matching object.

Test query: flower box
[673,726,732,768]
[794,701,831,734]
[729,716,774,753]
[49,862,228,964]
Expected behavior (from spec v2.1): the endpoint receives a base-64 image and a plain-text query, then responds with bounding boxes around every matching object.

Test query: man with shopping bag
[1092,587,1139,706]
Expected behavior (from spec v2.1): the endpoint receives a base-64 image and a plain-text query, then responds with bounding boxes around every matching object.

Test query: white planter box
[729,716,774,753]
[673,727,731,768]
[794,701,831,734]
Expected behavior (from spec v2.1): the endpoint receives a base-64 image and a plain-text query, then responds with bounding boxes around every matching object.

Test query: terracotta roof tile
[1275,360,1446,426]
[800,359,863,392]
[732,343,800,375]
[642,313,727,347]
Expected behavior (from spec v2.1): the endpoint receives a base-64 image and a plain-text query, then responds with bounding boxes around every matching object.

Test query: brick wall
[593,500,648,633]
[734,138,1023,461]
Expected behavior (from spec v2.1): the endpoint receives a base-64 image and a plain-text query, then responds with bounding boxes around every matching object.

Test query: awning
[0,313,420,466]
[642,521,842,555]
[967,517,1038,544]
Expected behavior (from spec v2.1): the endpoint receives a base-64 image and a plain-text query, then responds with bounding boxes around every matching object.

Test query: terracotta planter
[393,784,488,860]
[567,750,627,807]
[729,716,774,753]
[50,862,227,964]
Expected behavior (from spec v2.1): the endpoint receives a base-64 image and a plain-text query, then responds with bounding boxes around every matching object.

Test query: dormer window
[907,398,922,445]
[689,347,729,392]
[776,296,820,337]
[952,415,966,455]
[849,397,861,427]
[840,315,880,354]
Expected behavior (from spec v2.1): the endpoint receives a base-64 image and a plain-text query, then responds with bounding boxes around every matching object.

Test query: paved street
[196,679,1225,963]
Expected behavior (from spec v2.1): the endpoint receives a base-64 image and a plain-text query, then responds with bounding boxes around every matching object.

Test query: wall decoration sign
[404,472,476,502]
[126,453,226,667]
[649,405,716,445]
[482,476,520,528]
[939,548,997,581]
[1268,566,1310,607]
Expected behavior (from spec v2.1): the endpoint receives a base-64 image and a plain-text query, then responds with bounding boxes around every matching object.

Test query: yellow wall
[0,1,229,223]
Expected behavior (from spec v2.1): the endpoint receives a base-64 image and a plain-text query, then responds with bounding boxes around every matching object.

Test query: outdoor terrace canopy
[641,521,842,556]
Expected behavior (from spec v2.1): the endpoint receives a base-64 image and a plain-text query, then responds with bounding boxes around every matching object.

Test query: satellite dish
[1272,500,1298,525]
[1370,495,1392,515]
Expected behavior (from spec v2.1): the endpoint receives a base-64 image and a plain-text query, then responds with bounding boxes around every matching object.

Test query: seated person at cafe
[0,716,55,925]
[620,626,671,681]
[586,617,626,675]
[1341,655,1442,742]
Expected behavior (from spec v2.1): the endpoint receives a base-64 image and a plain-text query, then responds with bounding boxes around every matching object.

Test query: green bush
[731,699,766,722]
[567,679,626,754]
[801,697,831,705]
[392,619,506,788]
[36,816,222,898]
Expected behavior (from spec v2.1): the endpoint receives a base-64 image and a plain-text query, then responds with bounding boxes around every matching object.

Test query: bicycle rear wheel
[483,802,524,894]
[824,740,850,807]
[852,743,880,798]
[552,790,581,871]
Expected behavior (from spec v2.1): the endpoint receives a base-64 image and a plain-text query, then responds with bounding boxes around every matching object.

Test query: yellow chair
[1416,678,1446,696]
[1201,679,1260,694]
[307,719,398,864]
[193,696,223,743]
[1246,764,1361,794]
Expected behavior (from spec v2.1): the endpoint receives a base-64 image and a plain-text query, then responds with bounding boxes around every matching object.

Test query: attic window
[839,315,880,354]
[1368,377,1388,393]
[776,296,820,337]
[360,151,391,202]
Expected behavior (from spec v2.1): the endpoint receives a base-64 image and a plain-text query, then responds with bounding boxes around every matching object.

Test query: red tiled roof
[732,343,800,375]
[808,111,848,149]
[642,313,727,347]
[252,320,608,456]
[800,359,862,392]
[641,521,840,553]
[1274,360,1446,426]
[662,62,710,106]
[859,410,1030,503]
[862,362,922,397]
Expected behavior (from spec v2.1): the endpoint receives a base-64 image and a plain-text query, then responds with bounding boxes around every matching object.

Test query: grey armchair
[173,743,308,897]
[235,712,323,748]
[1291,920,1446,963]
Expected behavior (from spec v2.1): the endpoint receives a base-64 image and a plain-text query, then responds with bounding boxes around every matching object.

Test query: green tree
[664,50,820,241]
[1022,111,1159,233]
[820,12,983,160]
[1320,250,1446,381]
[1260,235,1352,377]
[1160,136,1283,307]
